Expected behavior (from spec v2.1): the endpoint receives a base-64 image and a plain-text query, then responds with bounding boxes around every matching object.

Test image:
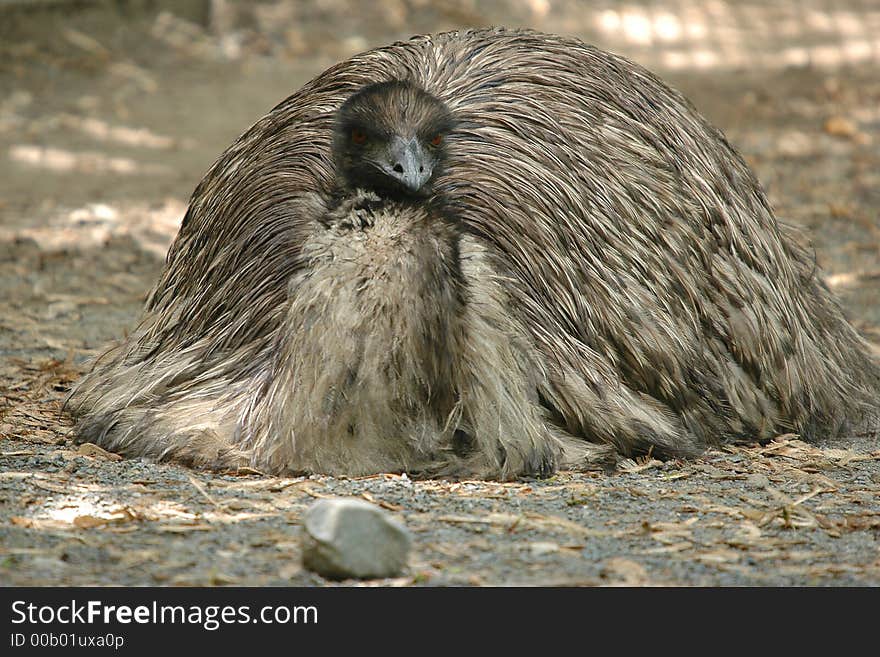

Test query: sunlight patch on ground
[594,2,880,70]
[0,199,184,256]
[56,114,189,150]
[37,493,123,525]
[13,486,281,531]
[9,145,170,176]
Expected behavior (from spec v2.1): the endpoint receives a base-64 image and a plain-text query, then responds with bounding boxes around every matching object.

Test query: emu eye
[351,129,368,145]
[429,134,443,147]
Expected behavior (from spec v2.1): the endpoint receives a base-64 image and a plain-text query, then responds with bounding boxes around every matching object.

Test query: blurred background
[0,0,878,362]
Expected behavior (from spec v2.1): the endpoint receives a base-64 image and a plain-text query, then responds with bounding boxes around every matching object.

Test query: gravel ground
[1,1,878,587]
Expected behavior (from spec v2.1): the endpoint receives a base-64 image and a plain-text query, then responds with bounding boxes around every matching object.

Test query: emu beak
[384,136,432,192]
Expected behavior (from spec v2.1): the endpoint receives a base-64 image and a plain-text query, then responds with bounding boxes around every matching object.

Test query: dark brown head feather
[332,80,455,199]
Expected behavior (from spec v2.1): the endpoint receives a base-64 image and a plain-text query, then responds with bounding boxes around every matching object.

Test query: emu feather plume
[67,29,880,479]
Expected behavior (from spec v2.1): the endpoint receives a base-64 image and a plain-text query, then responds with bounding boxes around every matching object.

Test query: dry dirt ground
[1,1,879,586]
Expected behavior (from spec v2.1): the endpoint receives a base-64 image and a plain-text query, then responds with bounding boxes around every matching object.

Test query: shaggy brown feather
[67,28,879,479]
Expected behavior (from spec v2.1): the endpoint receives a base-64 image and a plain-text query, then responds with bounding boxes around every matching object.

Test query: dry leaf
[157,523,214,533]
[528,541,560,556]
[639,541,693,554]
[620,458,663,474]
[361,492,403,511]
[73,515,107,529]
[10,516,35,528]
[695,549,742,564]
[601,558,649,585]
[76,442,122,461]
[278,563,302,579]
[824,116,857,138]
[32,479,74,494]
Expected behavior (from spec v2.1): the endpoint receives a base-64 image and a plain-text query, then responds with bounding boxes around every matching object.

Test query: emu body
[67,29,879,479]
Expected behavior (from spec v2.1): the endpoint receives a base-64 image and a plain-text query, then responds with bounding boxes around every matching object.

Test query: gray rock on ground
[301,497,412,580]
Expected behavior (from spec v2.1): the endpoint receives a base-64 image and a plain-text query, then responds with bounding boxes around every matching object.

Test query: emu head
[332,80,454,199]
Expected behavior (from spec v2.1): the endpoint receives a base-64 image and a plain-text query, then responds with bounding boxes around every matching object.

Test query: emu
[67,29,880,479]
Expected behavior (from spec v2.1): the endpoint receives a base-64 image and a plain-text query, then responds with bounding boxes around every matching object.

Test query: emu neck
[254,192,466,474]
